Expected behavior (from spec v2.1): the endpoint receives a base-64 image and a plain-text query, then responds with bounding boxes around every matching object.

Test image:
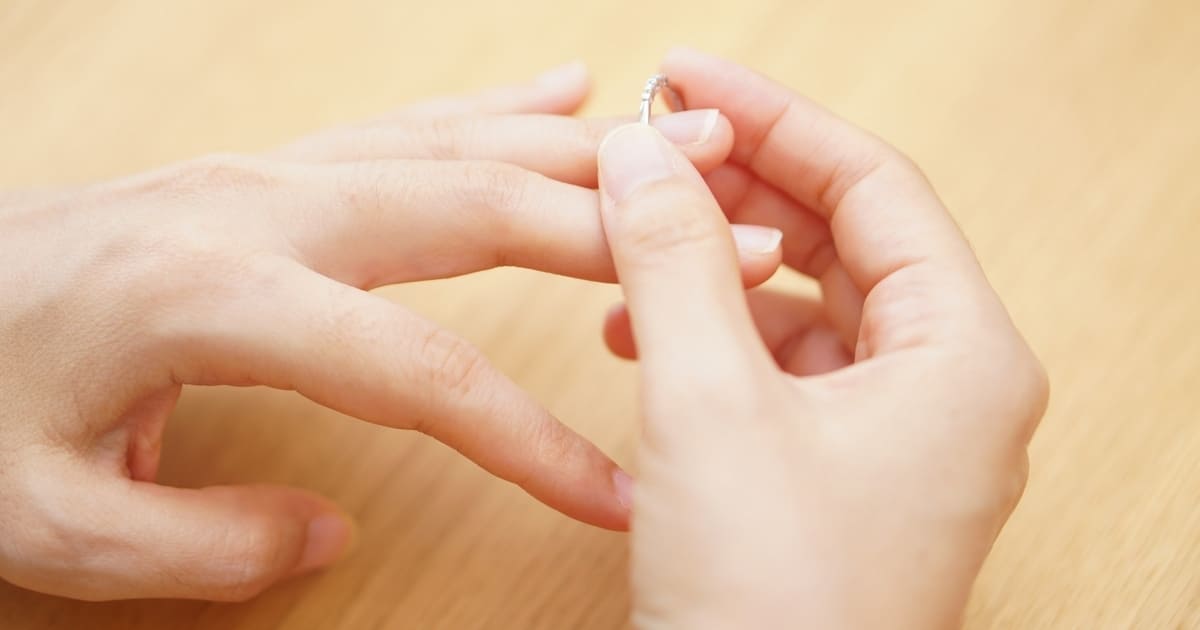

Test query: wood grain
[1,1,1197,628]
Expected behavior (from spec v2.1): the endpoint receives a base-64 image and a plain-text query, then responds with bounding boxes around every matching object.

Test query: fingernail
[295,514,354,574]
[598,124,678,202]
[731,224,783,255]
[535,60,587,88]
[652,109,719,145]
[613,469,634,510]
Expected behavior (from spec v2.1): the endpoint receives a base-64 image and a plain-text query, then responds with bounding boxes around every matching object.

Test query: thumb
[597,123,776,376]
[6,469,354,601]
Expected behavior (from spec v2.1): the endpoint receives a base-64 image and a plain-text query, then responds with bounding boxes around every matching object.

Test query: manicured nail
[731,224,783,255]
[295,514,354,574]
[598,124,678,202]
[652,108,719,145]
[535,60,587,89]
[613,469,634,510]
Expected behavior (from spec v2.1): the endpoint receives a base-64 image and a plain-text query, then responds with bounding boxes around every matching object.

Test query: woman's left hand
[0,62,781,601]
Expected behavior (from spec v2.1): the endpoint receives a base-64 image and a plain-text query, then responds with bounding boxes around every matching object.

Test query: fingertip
[780,326,853,376]
[651,108,718,145]
[292,511,357,576]
[736,253,783,290]
[731,224,783,256]
[532,59,591,114]
[662,45,706,71]
[560,463,633,532]
[612,469,634,512]
[602,303,638,360]
[708,111,735,154]
[597,123,689,203]
[528,451,633,532]
[535,59,590,87]
[653,110,734,174]
[597,122,649,162]
[589,466,633,531]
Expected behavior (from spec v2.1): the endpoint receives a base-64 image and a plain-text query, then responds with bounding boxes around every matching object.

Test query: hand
[0,62,783,602]
[597,49,1049,629]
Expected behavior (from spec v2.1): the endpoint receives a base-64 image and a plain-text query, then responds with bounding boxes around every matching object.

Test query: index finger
[662,48,991,316]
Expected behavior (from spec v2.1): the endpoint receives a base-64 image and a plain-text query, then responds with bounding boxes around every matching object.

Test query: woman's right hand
[597,49,1049,629]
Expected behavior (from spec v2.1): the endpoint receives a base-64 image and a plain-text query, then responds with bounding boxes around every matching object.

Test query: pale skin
[0,47,1046,628]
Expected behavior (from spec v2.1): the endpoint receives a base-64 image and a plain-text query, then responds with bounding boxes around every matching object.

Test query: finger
[597,123,775,379]
[263,157,779,288]
[272,110,735,189]
[819,259,865,350]
[663,47,998,353]
[1,459,352,601]
[704,162,836,277]
[601,303,639,359]
[778,325,854,376]
[706,164,864,352]
[377,60,591,121]
[605,290,822,361]
[737,290,852,375]
[604,290,851,376]
[166,262,631,531]
[121,385,181,482]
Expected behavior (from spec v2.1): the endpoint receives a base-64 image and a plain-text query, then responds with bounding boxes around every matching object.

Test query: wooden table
[1,1,1197,628]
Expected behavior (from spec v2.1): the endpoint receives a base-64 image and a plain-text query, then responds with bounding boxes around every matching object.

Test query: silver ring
[639,74,684,124]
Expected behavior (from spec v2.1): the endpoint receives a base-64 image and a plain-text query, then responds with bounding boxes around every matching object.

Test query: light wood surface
[1,1,1198,628]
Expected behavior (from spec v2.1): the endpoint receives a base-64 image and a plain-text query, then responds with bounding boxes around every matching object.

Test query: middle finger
[267,158,782,288]
[270,111,734,188]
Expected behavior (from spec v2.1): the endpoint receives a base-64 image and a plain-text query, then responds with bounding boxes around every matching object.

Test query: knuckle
[455,161,531,255]
[459,160,530,215]
[145,221,233,267]
[982,335,1049,415]
[219,550,287,601]
[525,419,578,474]
[201,519,293,601]
[819,137,926,210]
[415,326,490,398]
[880,142,921,176]
[320,291,394,347]
[874,143,933,192]
[1030,359,1051,415]
[560,119,608,160]
[857,269,942,352]
[336,160,394,221]
[180,153,278,190]
[1000,452,1032,512]
[941,330,1050,447]
[116,153,281,200]
[423,117,470,161]
[1017,349,1051,435]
